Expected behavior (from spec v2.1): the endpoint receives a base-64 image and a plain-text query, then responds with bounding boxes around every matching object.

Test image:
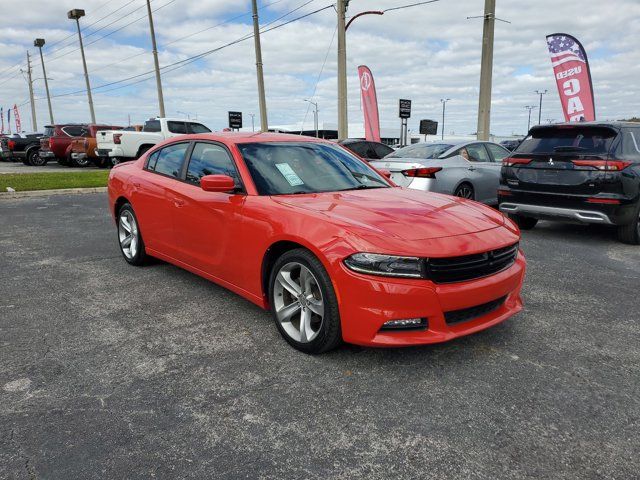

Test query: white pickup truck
[96,117,211,165]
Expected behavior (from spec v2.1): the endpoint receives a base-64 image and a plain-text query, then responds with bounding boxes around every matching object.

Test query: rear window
[188,123,211,134]
[387,143,453,159]
[517,127,618,155]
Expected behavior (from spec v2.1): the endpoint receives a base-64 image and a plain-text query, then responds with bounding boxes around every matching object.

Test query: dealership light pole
[336,0,349,139]
[146,0,165,117]
[440,98,450,140]
[251,0,268,132]
[525,105,537,133]
[535,89,547,125]
[68,9,96,123]
[34,39,54,125]
[305,99,319,138]
[476,0,495,140]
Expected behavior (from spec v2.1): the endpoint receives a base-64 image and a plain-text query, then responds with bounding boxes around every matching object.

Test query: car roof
[198,132,332,145]
[530,121,639,132]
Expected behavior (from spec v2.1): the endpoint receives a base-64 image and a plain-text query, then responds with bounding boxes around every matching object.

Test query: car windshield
[238,142,390,195]
[517,127,617,155]
[386,143,453,159]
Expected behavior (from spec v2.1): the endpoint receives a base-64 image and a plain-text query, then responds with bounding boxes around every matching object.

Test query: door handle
[468,166,476,171]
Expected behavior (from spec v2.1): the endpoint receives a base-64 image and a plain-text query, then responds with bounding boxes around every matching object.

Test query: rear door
[505,125,619,196]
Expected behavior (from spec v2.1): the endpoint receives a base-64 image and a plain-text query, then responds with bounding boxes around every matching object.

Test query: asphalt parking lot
[1,193,638,479]
[0,161,100,174]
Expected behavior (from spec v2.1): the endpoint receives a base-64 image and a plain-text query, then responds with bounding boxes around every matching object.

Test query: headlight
[344,253,423,278]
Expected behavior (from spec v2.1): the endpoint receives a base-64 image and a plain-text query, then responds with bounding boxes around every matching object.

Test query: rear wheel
[617,202,640,245]
[117,203,148,266]
[454,183,474,200]
[269,249,342,354]
[509,214,538,230]
[70,153,90,168]
[28,149,46,166]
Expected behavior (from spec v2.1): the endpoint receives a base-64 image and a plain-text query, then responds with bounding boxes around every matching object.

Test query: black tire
[617,202,640,245]
[70,153,90,168]
[28,149,47,166]
[117,203,148,266]
[509,214,538,230]
[57,155,69,166]
[454,183,475,200]
[268,248,342,354]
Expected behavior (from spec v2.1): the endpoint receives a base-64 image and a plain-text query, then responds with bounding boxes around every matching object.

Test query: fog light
[380,318,427,331]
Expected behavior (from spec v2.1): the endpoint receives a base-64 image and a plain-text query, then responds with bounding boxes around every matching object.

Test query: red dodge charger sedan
[108,132,526,353]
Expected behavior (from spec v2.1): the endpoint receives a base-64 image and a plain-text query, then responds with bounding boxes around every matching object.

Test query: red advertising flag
[13,104,21,132]
[546,33,596,122]
[358,65,381,142]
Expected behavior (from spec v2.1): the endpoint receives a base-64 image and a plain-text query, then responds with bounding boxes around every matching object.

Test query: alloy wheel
[273,262,324,343]
[118,210,139,260]
[456,185,474,199]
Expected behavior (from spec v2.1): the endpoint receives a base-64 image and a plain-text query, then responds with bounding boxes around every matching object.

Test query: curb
[0,187,108,199]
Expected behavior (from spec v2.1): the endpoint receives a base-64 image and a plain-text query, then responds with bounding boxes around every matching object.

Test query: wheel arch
[113,196,130,223]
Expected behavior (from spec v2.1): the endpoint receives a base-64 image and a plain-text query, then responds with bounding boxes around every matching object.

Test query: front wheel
[269,249,342,354]
[617,202,640,245]
[117,203,148,265]
[29,149,47,166]
[509,214,538,230]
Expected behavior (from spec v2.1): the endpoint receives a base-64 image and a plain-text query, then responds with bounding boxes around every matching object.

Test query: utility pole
[68,9,96,123]
[25,52,37,132]
[440,98,450,140]
[305,99,319,138]
[251,0,268,132]
[525,105,537,133]
[535,89,547,125]
[337,0,348,139]
[476,0,495,140]
[146,0,165,117]
[249,113,256,132]
[34,39,54,125]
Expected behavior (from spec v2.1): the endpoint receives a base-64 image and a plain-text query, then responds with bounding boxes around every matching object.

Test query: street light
[34,38,54,125]
[525,105,537,133]
[535,89,547,125]
[440,98,451,140]
[68,9,96,123]
[304,99,319,138]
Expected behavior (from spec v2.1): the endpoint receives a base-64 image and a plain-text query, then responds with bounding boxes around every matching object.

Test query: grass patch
[0,171,109,192]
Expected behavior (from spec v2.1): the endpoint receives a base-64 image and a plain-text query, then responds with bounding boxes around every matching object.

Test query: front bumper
[334,252,526,347]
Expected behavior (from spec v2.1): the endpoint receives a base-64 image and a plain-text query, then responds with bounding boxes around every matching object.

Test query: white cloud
[0,0,638,136]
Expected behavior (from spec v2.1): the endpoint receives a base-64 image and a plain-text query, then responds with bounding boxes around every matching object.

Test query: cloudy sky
[0,0,639,137]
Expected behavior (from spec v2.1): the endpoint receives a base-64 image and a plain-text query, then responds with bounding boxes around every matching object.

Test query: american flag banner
[13,104,21,133]
[546,33,595,122]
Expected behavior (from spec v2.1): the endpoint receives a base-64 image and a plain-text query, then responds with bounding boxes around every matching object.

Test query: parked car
[97,117,211,166]
[0,133,43,165]
[69,124,124,168]
[370,141,511,205]
[500,139,524,151]
[499,122,640,244]
[39,124,90,166]
[338,139,395,161]
[108,132,525,353]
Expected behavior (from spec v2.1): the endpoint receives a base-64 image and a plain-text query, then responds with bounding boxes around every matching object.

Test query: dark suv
[499,122,640,244]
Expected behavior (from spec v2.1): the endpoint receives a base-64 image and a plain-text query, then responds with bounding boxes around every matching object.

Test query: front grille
[426,243,519,284]
[444,296,507,325]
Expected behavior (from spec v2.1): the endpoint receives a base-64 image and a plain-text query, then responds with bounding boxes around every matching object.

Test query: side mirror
[200,174,236,193]
[378,168,392,179]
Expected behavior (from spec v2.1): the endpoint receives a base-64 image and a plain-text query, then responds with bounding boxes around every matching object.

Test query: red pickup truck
[39,124,90,167]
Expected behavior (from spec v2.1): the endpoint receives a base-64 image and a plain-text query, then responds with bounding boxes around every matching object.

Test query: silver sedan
[370,141,511,205]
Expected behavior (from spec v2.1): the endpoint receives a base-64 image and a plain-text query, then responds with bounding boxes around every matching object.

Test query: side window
[167,121,188,134]
[345,142,367,157]
[188,123,212,134]
[486,143,510,162]
[466,143,491,162]
[143,120,161,132]
[186,143,241,186]
[147,143,189,178]
[620,129,640,162]
[363,142,378,159]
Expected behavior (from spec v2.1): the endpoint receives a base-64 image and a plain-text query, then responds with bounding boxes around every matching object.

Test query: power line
[38,3,334,101]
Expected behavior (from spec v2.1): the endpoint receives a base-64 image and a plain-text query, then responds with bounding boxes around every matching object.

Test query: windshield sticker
[275,163,304,186]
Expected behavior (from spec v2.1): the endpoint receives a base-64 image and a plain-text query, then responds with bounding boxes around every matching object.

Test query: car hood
[271,187,505,241]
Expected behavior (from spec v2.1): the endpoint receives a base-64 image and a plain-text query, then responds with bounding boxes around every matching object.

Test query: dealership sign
[228,111,242,129]
[546,33,595,122]
[399,99,411,119]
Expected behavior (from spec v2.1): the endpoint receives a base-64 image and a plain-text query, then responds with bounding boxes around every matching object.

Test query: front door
[466,143,501,204]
